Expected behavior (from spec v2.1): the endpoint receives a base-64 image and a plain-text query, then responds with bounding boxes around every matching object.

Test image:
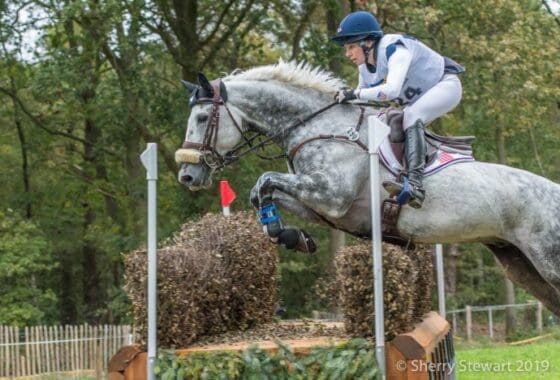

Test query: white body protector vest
[358,34,444,106]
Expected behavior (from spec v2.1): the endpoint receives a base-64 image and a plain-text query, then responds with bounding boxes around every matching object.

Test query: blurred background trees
[1,0,558,328]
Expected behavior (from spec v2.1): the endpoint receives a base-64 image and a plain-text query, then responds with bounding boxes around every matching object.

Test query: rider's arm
[357,44,412,101]
[358,69,367,89]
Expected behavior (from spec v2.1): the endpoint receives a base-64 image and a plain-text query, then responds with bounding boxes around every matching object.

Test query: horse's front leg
[271,191,328,226]
[250,171,354,253]
[251,171,354,217]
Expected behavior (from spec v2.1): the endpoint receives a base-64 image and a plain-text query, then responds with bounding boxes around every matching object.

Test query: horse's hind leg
[486,243,560,317]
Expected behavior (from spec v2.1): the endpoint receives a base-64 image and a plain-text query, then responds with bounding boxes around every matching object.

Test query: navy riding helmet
[330,11,383,45]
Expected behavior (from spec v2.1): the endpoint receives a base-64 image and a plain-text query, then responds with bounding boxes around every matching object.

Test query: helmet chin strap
[360,40,377,73]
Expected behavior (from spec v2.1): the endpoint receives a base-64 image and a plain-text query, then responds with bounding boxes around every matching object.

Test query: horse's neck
[228,80,332,138]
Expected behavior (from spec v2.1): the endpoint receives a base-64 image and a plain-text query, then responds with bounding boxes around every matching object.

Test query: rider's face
[344,41,374,66]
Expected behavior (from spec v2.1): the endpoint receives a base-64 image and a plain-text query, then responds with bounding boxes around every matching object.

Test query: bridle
[177,79,247,169]
[175,78,341,170]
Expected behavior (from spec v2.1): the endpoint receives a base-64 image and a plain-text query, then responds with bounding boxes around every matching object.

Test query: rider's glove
[334,89,358,103]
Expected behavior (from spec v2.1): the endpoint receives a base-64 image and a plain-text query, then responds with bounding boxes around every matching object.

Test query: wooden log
[386,312,451,380]
[108,344,144,380]
[177,337,347,356]
[508,333,552,346]
[390,312,450,359]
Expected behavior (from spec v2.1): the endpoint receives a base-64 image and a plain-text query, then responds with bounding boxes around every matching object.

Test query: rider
[331,11,464,208]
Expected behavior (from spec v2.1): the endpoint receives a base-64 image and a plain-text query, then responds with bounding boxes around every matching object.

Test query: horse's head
[175,73,244,190]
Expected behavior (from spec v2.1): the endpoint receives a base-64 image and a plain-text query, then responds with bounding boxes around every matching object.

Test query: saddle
[383,108,475,167]
[379,108,475,248]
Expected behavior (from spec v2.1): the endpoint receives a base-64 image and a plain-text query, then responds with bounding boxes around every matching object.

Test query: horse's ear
[181,80,198,94]
[197,72,214,97]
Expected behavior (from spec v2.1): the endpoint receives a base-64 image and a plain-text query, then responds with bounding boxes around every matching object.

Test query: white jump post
[368,116,390,379]
[140,143,158,380]
[435,244,446,317]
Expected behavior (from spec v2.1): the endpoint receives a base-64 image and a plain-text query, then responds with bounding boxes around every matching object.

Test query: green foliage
[451,244,505,307]
[0,210,57,325]
[277,218,332,318]
[155,339,379,380]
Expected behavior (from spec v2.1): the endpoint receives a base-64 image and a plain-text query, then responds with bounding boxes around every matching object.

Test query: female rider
[332,11,464,208]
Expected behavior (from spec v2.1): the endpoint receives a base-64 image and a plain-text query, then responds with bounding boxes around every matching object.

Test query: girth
[307,197,412,249]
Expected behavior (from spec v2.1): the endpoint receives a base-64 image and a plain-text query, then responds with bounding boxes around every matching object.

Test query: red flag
[220,180,236,207]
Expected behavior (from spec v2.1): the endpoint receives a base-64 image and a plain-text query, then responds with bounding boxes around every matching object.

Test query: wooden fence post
[14,326,20,377]
[536,302,543,334]
[488,308,493,339]
[452,313,457,333]
[466,305,472,342]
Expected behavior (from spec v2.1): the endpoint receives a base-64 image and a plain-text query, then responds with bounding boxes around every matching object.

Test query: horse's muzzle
[177,163,212,190]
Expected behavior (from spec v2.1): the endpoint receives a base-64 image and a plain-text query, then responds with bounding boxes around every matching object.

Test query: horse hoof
[278,228,317,254]
[296,229,317,254]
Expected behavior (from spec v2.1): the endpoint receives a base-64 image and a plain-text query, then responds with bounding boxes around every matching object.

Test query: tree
[0,210,57,325]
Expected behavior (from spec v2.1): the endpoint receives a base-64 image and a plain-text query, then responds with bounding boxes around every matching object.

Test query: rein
[225,101,340,165]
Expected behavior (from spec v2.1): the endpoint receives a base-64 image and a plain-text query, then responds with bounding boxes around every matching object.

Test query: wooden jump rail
[108,312,452,380]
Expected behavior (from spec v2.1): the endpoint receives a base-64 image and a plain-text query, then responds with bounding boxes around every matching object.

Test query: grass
[455,331,560,379]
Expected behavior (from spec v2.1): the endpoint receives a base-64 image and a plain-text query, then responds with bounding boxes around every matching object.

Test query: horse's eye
[197,114,209,123]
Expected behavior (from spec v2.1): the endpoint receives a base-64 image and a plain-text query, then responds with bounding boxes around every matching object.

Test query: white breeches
[403,74,462,129]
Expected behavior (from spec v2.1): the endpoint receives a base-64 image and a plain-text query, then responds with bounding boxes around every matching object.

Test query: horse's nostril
[181,175,193,184]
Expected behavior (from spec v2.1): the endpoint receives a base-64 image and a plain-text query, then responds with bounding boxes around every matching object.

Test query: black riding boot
[383,120,426,208]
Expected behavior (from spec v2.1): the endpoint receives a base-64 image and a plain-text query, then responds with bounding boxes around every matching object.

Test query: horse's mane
[224,60,345,94]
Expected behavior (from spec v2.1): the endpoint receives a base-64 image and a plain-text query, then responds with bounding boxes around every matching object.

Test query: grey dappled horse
[176,61,560,317]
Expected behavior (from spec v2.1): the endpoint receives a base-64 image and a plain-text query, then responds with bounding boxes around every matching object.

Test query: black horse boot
[259,201,317,253]
[383,120,426,208]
